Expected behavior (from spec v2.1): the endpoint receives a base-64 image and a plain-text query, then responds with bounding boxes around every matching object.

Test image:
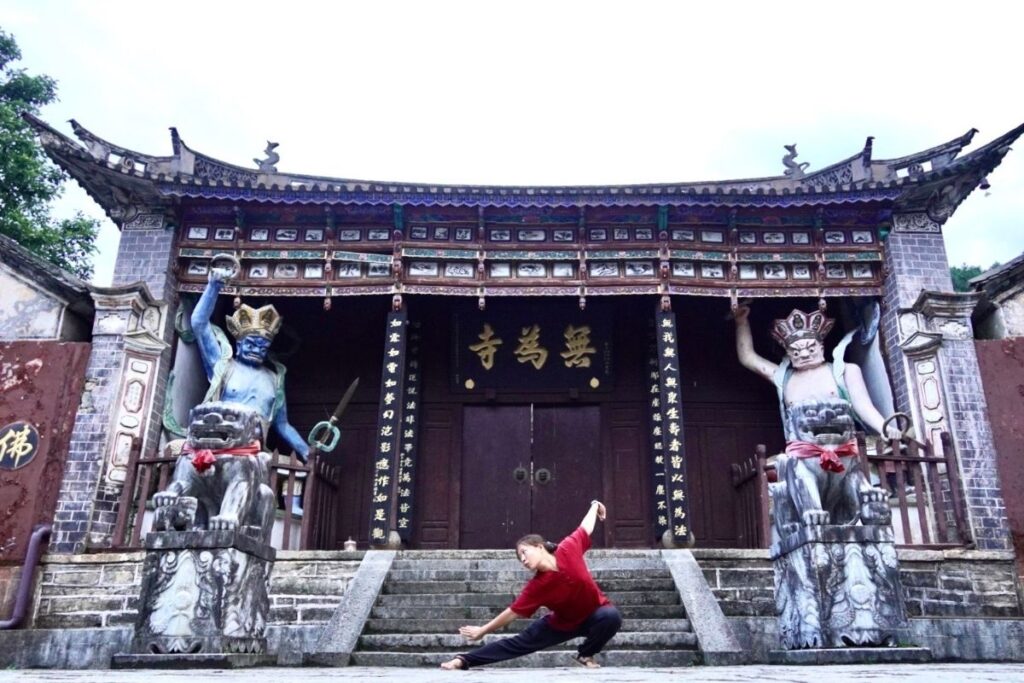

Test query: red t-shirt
[508,526,611,631]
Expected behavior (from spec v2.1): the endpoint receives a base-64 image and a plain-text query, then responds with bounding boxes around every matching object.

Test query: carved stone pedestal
[771,525,910,650]
[119,528,276,663]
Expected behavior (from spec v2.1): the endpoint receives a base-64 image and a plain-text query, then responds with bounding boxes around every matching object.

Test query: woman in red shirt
[440,500,622,670]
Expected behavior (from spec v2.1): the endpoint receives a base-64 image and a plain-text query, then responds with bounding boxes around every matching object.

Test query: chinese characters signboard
[0,421,39,471]
[453,306,613,392]
[369,311,408,545]
[653,312,690,545]
[395,321,422,542]
[647,349,669,540]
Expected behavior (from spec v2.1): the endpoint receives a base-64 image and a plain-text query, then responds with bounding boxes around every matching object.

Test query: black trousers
[459,605,623,669]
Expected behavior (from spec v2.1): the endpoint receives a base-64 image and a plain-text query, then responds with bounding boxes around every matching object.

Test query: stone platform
[111,653,277,669]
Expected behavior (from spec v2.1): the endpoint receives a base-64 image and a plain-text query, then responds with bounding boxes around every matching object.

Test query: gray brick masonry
[879,219,1012,551]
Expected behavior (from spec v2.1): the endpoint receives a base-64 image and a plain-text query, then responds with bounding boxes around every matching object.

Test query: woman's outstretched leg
[450,618,572,669]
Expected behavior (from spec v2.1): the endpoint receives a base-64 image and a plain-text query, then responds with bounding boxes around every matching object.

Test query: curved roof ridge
[22,115,1022,228]
[68,118,175,165]
[877,127,977,169]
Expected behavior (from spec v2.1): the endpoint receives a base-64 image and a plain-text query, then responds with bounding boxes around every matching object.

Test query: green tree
[950,263,1000,292]
[0,29,98,279]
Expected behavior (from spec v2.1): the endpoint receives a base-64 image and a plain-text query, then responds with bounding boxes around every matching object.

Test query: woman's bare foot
[440,657,465,670]
[572,654,600,668]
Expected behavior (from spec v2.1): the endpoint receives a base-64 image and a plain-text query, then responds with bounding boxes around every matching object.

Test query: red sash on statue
[183,441,262,473]
[784,439,858,473]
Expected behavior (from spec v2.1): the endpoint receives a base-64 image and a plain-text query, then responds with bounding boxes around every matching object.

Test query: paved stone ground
[0,665,1022,682]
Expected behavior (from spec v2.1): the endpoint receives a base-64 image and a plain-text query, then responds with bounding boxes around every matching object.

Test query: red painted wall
[0,342,90,564]
[976,338,1024,572]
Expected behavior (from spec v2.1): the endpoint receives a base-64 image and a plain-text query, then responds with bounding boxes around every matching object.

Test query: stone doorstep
[768,647,933,665]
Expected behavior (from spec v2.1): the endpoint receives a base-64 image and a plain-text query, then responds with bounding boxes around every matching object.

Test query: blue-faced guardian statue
[153,263,309,537]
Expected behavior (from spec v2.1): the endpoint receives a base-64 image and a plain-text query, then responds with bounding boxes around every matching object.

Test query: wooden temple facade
[24,114,1024,554]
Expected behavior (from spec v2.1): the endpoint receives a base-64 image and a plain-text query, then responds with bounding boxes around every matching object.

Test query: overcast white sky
[6,1,1023,284]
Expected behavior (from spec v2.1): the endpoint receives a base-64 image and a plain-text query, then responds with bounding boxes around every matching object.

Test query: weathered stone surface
[305,550,396,665]
[768,646,932,664]
[131,530,275,655]
[0,627,132,668]
[662,549,745,665]
[144,528,276,562]
[772,526,909,650]
[111,653,276,669]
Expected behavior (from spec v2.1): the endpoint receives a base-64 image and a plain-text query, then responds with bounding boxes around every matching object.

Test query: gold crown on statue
[225,304,282,341]
[771,309,834,348]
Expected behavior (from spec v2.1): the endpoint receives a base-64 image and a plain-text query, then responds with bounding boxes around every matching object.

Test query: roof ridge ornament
[254,141,280,173]
[782,144,809,180]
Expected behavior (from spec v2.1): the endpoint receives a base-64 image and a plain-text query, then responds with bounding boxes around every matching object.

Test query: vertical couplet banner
[369,310,408,545]
[655,310,690,545]
[395,320,422,542]
[647,341,669,540]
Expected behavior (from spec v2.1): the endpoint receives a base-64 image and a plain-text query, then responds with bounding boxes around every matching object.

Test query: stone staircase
[350,549,701,667]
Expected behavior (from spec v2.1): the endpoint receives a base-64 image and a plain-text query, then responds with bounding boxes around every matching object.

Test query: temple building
[16,113,1024,557]
[14,115,1024,559]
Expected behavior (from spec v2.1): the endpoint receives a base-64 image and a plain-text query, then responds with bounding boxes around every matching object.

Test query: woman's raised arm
[580,500,607,536]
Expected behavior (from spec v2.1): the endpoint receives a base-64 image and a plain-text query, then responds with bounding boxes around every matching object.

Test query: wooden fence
[112,442,341,551]
[730,431,972,549]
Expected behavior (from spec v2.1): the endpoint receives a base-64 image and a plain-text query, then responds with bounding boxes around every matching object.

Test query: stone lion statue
[153,401,275,543]
[770,398,890,538]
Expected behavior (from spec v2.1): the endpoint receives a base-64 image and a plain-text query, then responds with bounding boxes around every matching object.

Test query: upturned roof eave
[23,115,1024,217]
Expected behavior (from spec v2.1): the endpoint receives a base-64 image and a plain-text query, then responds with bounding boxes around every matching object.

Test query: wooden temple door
[460,405,601,548]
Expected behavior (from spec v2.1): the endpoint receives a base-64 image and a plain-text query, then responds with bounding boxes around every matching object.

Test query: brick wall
[29,551,361,629]
[31,552,143,628]
[52,335,126,553]
[941,338,1012,550]
[879,218,1012,551]
[880,227,954,415]
[111,223,178,301]
[52,213,181,553]
[268,554,362,624]
[692,549,775,617]
[694,547,1023,619]
[900,549,1022,618]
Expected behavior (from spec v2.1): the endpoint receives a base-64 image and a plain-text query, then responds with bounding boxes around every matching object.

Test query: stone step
[389,558,668,572]
[385,568,671,582]
[374,591,679,608]
[357,630,698,652]
[381,577,677,595]
[363,617,692,634]
[369,604,686,621]
[396,549,665,561]
[349,649,701,668]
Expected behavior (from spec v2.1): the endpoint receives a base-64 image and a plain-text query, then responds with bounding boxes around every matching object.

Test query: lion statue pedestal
[770,524,908,650]
[130,527,275,658]
[768,402,912,652]
[113,402,278,668]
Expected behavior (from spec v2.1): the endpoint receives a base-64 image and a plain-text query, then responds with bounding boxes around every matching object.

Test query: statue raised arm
[190,265,309,461]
